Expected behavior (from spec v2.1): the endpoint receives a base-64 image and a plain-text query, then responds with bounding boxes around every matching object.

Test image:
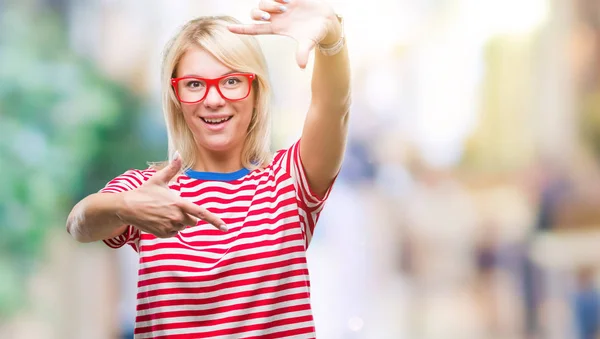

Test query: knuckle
[185,216,198,226]
[169,212,185,224]
[166,222,180,232]
[196,209,206,219]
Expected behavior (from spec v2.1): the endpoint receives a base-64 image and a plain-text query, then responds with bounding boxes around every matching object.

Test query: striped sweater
[100,140,334,338]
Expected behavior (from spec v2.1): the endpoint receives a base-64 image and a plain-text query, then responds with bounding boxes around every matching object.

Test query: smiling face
[174,45,255,156]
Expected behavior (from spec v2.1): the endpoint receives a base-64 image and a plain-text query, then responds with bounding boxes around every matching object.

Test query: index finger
[227,23,273,35]
[178,200,228,232]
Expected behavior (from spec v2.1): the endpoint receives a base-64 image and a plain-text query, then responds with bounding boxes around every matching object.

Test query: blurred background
[2,0,600,338]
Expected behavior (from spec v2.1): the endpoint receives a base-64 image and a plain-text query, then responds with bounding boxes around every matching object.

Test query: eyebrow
[180,70,239,78]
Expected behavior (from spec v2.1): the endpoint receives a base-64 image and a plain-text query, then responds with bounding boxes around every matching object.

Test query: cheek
[234,102,254,127]
[180,105,202,129]
[180,104,199,118]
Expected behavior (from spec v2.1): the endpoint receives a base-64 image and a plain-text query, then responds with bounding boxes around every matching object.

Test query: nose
[203,84,226,109]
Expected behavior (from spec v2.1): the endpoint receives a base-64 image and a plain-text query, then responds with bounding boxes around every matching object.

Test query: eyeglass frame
[171,72,256,104]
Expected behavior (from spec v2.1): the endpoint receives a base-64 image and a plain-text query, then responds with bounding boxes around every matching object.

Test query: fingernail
[283,0,291,3]
[279,5,287,12]
[261,13,270,20]
[173,151,180,161]
[219,224,228,232]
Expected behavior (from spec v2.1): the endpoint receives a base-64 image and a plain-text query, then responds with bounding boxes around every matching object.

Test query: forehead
[176,45,232,78]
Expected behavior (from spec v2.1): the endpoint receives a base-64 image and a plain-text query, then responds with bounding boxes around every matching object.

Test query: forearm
[311,15,351,114]
[66,192,128,243]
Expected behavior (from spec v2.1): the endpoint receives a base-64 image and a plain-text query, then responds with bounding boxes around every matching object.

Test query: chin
[199,136,239,153]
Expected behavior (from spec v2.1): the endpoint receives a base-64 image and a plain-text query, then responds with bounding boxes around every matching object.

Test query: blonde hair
[152,15,272,172]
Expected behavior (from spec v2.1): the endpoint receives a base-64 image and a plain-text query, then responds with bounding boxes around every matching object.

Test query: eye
[224,77,241,86]
[186,81,202,88]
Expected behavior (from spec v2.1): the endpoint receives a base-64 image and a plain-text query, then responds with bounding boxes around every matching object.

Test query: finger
[156,229,179,238]
[180,213,199,228]
[258,0,288,13]
[171,222,187,232]
[296,39,316,69]
[178,201,228,232]
[228,23,273,36]
[250,8,271,21]
[149,152,182,185]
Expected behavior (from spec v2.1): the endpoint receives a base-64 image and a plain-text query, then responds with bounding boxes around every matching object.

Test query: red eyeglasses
[171,73,255,104]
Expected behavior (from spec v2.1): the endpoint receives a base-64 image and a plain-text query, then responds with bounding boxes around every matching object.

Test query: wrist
[114,191,130,224]
[320,14,343,45]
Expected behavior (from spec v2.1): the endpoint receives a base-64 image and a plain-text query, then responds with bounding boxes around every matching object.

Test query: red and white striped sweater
[100,140,333,338]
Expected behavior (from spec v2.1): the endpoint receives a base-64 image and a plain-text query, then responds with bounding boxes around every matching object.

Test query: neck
[192,145,245,173]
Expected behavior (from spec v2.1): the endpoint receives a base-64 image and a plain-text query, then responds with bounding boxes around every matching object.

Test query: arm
[66,158,227,244]
[300,14,350,197]
[227,1,351,197]
[66,192,128,243]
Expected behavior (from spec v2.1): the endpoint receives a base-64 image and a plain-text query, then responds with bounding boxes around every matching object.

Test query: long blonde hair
[153,15,272,172]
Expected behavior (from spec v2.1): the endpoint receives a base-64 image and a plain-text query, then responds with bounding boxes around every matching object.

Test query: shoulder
[139,168,157,179]
[272,148,288,164]
[101,167,157,192]
[111,167,157,183]
[129,167,157,177]
[270,140,301,168]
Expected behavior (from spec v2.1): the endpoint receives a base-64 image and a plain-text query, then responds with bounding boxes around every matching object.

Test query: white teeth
[202,117,230,124]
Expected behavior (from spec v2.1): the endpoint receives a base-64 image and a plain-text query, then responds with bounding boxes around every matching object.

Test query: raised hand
[117,156,228,238]
[227,0,340,69]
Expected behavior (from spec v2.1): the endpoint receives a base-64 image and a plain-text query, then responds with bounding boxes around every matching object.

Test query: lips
[200,116,233,125]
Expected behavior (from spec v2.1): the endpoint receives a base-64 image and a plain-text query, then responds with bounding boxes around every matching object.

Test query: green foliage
[0,4,164,319]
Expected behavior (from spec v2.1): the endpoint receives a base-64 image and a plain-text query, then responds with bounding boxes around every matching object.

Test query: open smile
[200,116,233,125]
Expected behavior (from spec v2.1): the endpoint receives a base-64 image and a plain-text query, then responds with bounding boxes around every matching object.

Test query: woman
[66,0,350,337]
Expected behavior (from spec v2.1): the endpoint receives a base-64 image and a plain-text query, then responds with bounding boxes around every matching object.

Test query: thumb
[151,152,182,185]
[296,39,315,69]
